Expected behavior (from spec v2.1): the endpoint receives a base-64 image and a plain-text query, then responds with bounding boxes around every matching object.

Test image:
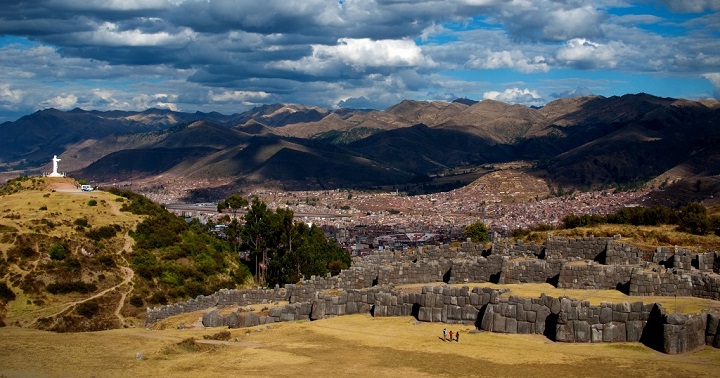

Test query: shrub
[86,224,120,241]
[465,221,490,243]
[65,257,82,271]
[73,217,90,228]
[76,301,99,318]
[97,254,115,269]
[87,199,97,206]
[39,205,47,211]
[148,292,168,305]
[0,282,16,302]
[46,281,97,294]
[677,202,710,235]
[7,243,37,261]
[49,243,67,260]
[129,295,144,307]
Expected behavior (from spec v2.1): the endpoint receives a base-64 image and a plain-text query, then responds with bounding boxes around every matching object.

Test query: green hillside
[0,176,251,332]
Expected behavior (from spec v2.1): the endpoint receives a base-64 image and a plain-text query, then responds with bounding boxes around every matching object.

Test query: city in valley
[136,167,653,256]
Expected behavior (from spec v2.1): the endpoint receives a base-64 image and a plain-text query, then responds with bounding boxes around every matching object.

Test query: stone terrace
[147,235,720,354]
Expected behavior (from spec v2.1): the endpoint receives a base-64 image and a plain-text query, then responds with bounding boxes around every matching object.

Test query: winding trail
[30,195,139,327]
[31,259,135,326]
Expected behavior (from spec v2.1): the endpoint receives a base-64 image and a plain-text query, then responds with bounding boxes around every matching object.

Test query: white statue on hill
[48,155,64,177]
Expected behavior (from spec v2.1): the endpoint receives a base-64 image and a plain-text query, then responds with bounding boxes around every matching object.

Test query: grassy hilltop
[0,176,144,330]
[0,176,250,331]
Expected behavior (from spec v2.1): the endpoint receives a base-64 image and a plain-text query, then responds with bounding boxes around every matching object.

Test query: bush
[73,217,90,228]
[86,224,120,241]
[677,202,710,235]
[0,282,16,302]
[87,200,97,206]
[49,243,67,260]
[465,221,490,243]
[148,292,168,305]
[39,205,47,211]
[46,281,97,294]
[129,295,144,307]
[97,254,115,269]
[76,301,99,318]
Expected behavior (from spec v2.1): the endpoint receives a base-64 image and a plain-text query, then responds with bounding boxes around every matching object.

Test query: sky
[0,0,719,122]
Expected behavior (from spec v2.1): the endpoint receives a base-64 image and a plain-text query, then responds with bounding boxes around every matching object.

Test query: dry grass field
[1,314,719,378]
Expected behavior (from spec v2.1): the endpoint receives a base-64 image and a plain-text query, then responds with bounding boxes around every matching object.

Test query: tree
[224,218,243,255]
[217,194,248,217]
[241,197,271,285]
[677,202,710,235]
[49,243,67,260]
[465,221,489,243]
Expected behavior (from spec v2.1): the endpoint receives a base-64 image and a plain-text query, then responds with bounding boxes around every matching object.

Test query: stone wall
[194,283,717,354]
[628,269,694,297]
[146,235,720,354]
[500,259,560,284]
[558,262,635,290]
[545,236,613,261]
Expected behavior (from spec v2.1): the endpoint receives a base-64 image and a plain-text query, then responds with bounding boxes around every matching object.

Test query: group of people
[442,328,459,342]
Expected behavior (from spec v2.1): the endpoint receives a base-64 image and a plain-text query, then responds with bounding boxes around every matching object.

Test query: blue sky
[0,0,719,122]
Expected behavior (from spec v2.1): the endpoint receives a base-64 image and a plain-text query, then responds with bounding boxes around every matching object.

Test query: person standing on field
[456,331,460,342]
[449,330,453,341]
[443,328,447,341]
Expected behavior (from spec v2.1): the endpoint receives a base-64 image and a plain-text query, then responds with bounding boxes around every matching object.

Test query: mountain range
[1,93,719,198]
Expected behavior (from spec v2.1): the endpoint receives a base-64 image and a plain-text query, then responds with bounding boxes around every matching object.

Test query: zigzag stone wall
[146,235,720,353]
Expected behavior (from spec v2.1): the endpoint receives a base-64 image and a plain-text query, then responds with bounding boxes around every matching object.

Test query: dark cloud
[0,0,717,116]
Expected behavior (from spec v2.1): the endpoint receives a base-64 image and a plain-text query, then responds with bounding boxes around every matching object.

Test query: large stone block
[599,307,612,324]
[506,318,518,334]
[202,310,224,328]
[310,300,326,320]
[626,321,643,342]
[432,307,443,322]
[517,321,531,334]
[550,298,561,314]
[603,324,615,342]
[591,324,603,343]
[418,307,432,322]
[612,322,627,342]
[238,312,260,327]
[493,313,506,333]
[575,321,591,343]
[556,322,574,342]
[346,301,358,314]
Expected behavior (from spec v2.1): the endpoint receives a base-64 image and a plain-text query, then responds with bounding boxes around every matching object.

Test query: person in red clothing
[449,330,453,341]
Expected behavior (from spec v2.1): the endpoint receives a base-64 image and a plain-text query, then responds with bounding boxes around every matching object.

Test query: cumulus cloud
[492,2,605,41]
[556,38,618,69]
[314,38,434,69]
[483,88,544,106]
[336,96,377,109]
[209,90,271,103]
[550,87,594,99]
[40,93,78,109]
[467,50,549,73]
[703,73,720,99]
[0,84,24,107]
[0,0,718,117]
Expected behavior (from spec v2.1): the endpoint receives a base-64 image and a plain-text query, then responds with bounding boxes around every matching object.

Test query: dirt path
[30,255,136,326]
